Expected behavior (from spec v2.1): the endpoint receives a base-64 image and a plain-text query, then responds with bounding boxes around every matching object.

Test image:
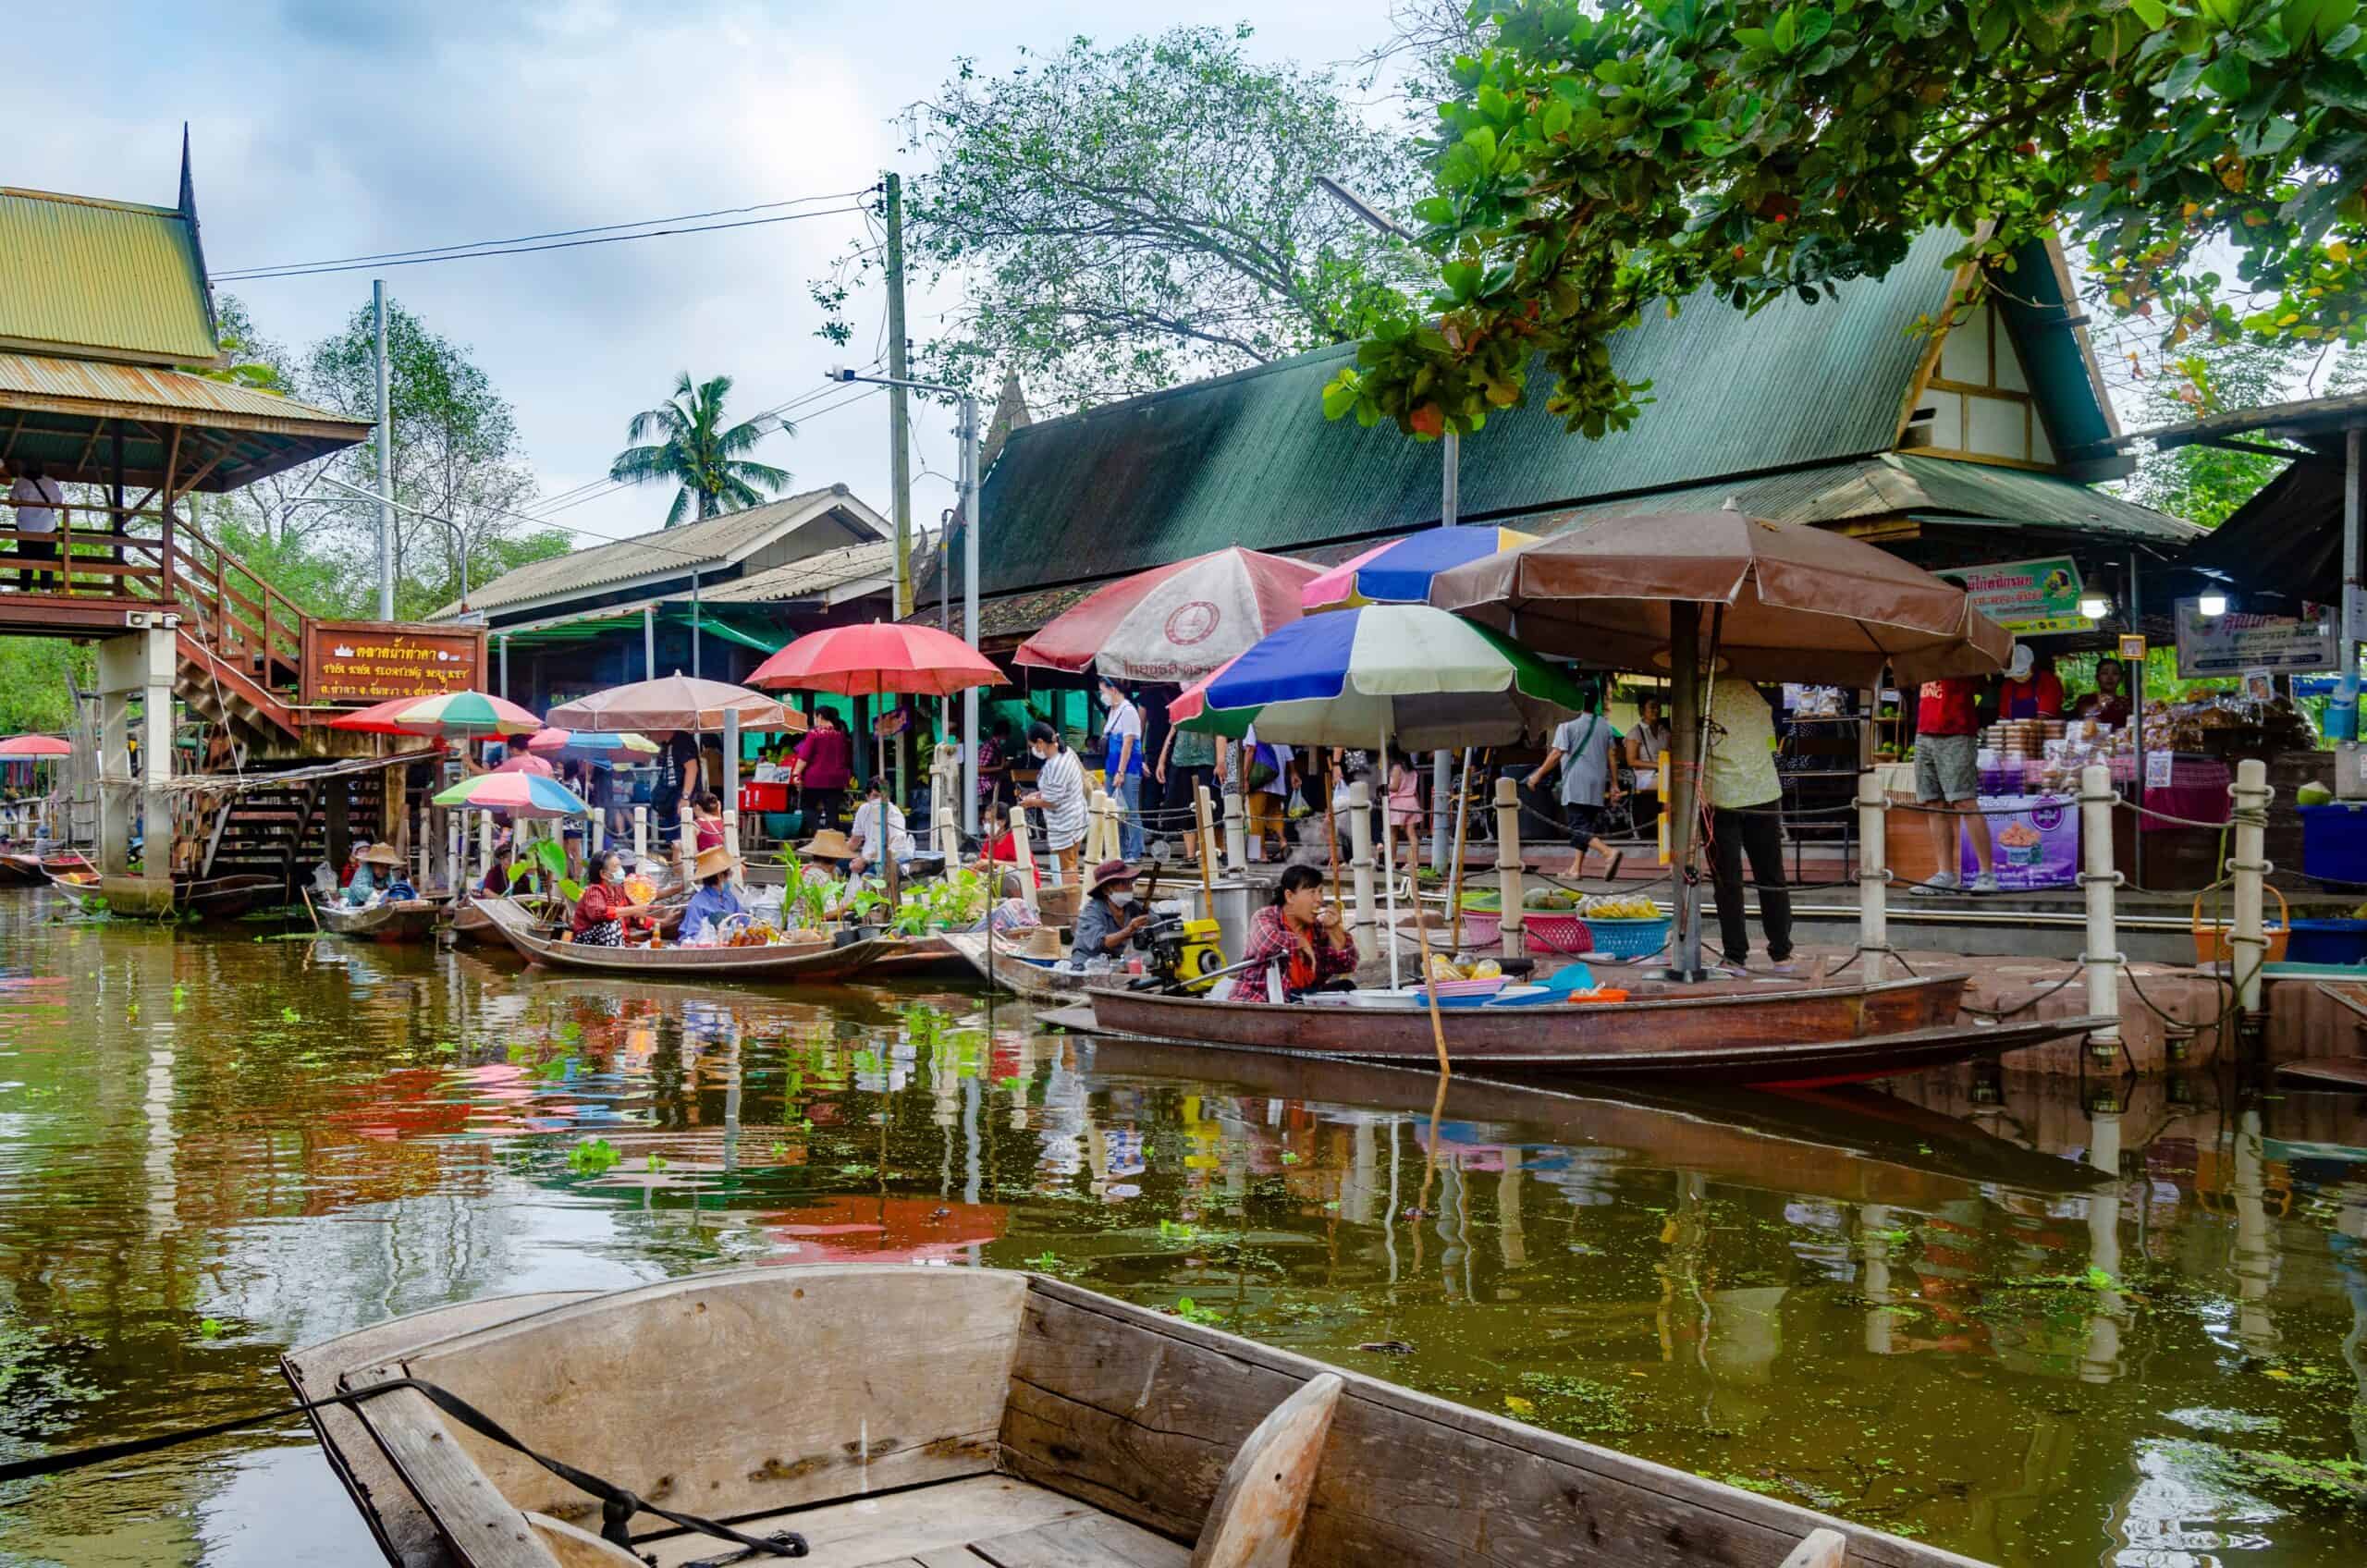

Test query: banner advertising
[1932,557,2087,636]
[1963,795,2079,891]
[2172,597,2337,679]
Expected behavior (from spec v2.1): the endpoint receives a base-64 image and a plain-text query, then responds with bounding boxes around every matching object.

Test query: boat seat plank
[640,1476,1100,1568]
[969,1515,1192,1568]
[1780,1529,1848,1568]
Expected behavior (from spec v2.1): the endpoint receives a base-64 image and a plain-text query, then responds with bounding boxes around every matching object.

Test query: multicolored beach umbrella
[525,728,659,758]
[1014,546,1321,683]
[495,753,557,777]
[432,770,589,819]
[1300,526,1538,612]
[379,690,543,739]
[1171,603,1585,751]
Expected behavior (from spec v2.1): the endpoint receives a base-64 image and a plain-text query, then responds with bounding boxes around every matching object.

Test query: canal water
[0,900,2361,1567]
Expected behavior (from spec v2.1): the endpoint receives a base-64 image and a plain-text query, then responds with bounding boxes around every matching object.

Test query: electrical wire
[215,189,877,277]
[215,206,870,281]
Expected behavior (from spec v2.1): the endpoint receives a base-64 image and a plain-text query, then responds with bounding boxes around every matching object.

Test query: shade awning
[0,351,372,490]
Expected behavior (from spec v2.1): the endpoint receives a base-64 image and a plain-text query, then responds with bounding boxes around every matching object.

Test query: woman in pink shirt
[790,709,854,834]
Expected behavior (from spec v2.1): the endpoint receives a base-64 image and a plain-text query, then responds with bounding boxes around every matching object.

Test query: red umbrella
[748,622,1007,697]
[1014,545,1321,683]
[0,734,72,757]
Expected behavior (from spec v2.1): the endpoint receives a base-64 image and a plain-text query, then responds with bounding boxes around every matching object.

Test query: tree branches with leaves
[814,26,1429,409]
[607,373,791,528]
[1326,0,2367,444]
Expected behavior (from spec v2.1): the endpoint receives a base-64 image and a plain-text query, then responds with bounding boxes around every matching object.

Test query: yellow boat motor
[1146,913,1226,992]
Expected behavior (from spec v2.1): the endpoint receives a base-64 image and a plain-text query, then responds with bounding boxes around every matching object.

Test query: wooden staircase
[200,770,388,894]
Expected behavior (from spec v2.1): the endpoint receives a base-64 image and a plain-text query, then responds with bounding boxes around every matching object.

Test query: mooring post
[1494,775,1527,961]
[1857,769,1890,984]
[632,803,648,861]
[478,812,494,887]
[1348,778,1378,961]
[2079,762,2124,1059]
[1010,802,1039,913]
[1195,781,1220,876]
[1222,788,1248,871]
[2229,756,2274,1026]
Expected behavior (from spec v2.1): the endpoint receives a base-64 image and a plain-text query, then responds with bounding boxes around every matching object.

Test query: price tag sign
[2145,751,2174,790]
[2118,634,2148,661]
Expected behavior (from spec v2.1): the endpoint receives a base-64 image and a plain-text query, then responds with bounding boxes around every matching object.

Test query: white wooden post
[1011,803,1040,913]
[446,809,462,895]
[1196,782,1221,877]
[2229,757,2274,1019]
[416,801,429,889]
[2079,762,2124,1056]
[1086,787,1114,863]
[1347,778,1377,961]
[632,802,648,860]
[591,812,606,856]
[478,811,494,887]
[1223,789,1248,872]
[1857,769,1890,984]
[935,800,960,862]
[722,710,742,871]
[1493,775,1526,961]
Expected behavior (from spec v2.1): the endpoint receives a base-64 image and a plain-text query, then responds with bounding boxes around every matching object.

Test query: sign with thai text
[1964,794,2079,891]
[302,621,485,704]
[1932,557,2087,636]
[2172,597,2337,679]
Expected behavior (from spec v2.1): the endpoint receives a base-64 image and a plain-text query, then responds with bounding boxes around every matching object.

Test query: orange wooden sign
[303,620,487,705]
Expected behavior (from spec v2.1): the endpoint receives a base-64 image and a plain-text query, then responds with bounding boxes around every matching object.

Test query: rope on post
[2078,764,2125,1057]
[1494,774,1527,962]
[1855,769,1892,986]
[2228,758,2275,1023]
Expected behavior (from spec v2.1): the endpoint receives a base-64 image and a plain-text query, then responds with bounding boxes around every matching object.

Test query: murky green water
[0,897,2361,1566]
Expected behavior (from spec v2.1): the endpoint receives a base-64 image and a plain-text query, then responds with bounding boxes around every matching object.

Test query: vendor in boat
[1232,864,1357,1002]
[681,844,744,940]
[478,839,522,898]
[1069,858,1152,967]
[344,842,403,906]
[572,849,657,948]
[797,827,855,882]
[847,780,915,876]
[981,870,1039,936]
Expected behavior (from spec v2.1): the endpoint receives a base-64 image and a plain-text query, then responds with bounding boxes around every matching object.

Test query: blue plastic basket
[1580,915,1672,959]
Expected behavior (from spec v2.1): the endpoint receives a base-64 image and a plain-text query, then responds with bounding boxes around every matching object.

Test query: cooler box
[2299,802,2367,888]
[740,781,791,815]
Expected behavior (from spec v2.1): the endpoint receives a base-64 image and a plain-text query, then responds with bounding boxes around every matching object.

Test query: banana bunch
[1580,895,1662,920]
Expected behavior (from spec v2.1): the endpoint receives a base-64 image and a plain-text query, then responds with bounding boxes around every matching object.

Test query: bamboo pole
[1447,746,1473,951]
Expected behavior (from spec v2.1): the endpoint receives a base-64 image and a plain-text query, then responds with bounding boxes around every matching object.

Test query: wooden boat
[2,848,90,884]
[943,928,1086,1002]
[285,1264,1966,1568]
[43,869,278,919]
[318,896,448,942]
[851,931,980,980]
[476,894,895,981]
[1067,973,2108,1086]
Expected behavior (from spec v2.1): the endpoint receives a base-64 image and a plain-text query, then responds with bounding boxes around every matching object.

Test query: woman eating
[1232,864,1358,1002]
[571,849,656,947]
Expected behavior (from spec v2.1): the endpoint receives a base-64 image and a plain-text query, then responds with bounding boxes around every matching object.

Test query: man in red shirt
[1997,645,2065,719]
[1913,675,1996,894]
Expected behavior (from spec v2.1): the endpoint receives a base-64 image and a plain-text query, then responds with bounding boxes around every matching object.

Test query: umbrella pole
[1379,719,1400,992]
[1409,840,1452,1081]
[1656,600,1710,983]
[1448,746,1472,951]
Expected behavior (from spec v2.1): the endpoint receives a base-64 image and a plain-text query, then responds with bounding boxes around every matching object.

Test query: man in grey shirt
[1526,706,1625,881]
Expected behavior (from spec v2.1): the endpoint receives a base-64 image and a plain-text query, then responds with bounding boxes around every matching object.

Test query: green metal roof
[976,229,2130,598]
[0,189,216,366]
[493,604,787,654]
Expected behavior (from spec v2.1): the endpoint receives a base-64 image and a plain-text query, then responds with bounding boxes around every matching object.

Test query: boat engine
[1140,906,1225,992]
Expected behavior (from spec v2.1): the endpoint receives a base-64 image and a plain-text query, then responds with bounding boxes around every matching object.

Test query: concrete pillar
[2079,763,2124,1057]
[633,802,648,860]
[94,629,175,896]
[2228,757,2274,1020]
[1347,778,1377,961]
[1857,769,1889,984]
[1493,775,1525,960]
[1222,789,1248,871]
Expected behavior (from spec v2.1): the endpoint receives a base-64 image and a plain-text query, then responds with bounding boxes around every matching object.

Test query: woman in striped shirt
[1019,720,1087,884]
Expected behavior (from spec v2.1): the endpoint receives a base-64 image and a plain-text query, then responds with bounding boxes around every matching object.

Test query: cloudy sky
[14,2,1405,550]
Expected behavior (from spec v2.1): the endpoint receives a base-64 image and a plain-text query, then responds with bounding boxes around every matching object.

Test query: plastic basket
[1454,911,1502,947]
[1580,914,1673,960]
[1524,913,1594,954]
[2191,884,2288,967]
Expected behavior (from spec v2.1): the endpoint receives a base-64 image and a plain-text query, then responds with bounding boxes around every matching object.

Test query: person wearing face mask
[1098,677,1146,860]
[1068,858,1151,968]
[571,849,656,947]
[1018,720,1087,884]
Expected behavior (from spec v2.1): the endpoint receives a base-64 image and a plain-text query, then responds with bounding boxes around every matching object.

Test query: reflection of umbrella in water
[1434,507,2008,978]
[756,1194,1008,1264]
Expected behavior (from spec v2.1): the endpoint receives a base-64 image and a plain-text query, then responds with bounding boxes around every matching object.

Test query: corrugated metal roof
[1540,454,2200,544]
[0,190,217,364]
[698,540,894,604]
[0,352,365,434]
[979,228,1995,597]
[459,487,886,617]
[0,352,370,490]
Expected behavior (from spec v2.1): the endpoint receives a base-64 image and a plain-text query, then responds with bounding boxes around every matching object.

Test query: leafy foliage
[816,27,1429,408]
[607,372,792,528]
[2114,325,2363,524]
[0,641,92,735]
[1327,0,2367,443]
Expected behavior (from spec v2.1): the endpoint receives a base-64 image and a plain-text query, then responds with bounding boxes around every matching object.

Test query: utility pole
[958,388,981,839]
[374,279,395,622]
[885,173,914,619]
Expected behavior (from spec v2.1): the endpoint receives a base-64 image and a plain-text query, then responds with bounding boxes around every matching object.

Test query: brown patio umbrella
[1430,507,2009,979]
[544,673,805,737]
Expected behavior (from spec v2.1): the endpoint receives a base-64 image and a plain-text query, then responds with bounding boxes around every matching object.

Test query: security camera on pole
[826,364,984,837]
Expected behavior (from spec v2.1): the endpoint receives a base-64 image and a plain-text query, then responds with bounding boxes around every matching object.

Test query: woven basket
[1579,914,1672,960]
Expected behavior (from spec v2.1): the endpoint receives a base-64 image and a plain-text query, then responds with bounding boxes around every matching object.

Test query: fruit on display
[1578,894,1662,920]
[1426,955,1502,981]
[1523,887,1579,912]
[2298,780,2336,806]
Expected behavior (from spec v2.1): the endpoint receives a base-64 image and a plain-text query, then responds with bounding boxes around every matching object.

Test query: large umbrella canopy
[1014,545,1322,684]
[1175,604,1586,750]
[526,729,659,758]
[352,690,543,740]
[432,771,589,818]
[546,674,804,737]
[1301,526,1537,612]
[0,734,73,757]
[748,622,1008,697]
[496,753,557,777]
[1429,508,2010,684]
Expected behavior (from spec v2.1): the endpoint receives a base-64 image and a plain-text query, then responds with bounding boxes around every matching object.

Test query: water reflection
[0,909,2362,1565]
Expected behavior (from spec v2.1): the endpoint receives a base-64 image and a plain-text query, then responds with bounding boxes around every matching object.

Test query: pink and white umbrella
[1014,546,1321,684]
[496,753,557,777]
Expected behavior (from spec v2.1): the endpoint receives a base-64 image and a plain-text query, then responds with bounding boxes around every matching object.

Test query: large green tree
[607,372,792,528]
[2115,329,2363,524]
[1325,0,2367,443]
[814,26,1429,409]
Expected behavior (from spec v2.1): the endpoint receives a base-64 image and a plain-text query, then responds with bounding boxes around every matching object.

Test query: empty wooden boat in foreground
[942,929,1087,1002]
[318,896,448,942]
[286,1265,1981,1568]
[1066,974,2108,1086]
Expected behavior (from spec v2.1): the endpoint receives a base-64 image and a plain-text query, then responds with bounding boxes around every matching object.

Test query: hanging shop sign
[302,622,486,705]
[1932,557,2087,636]
[2172,597,2336,679]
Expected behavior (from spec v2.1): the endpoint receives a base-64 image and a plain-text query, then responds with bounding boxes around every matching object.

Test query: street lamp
[2198,590,2229,618]
[826,365,984,837]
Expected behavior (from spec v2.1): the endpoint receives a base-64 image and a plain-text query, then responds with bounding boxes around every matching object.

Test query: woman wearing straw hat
[681,843,744,942]
[797,827,856,882]
[342,842,403,907]
[1068,858,1150,969]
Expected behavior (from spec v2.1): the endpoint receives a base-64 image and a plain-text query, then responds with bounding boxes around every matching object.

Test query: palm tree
[608,372,792,527]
